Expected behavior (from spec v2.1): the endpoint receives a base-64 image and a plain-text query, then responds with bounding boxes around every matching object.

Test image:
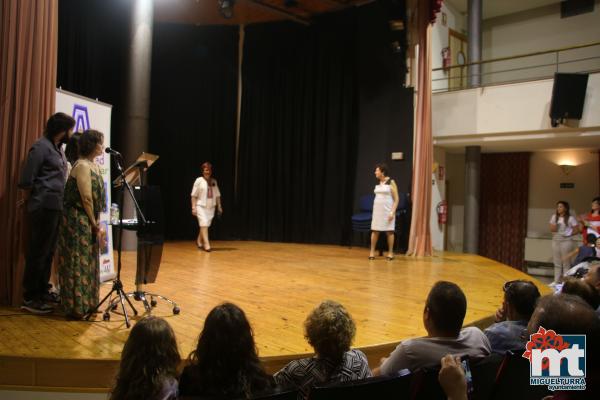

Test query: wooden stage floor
[0,241,551,390]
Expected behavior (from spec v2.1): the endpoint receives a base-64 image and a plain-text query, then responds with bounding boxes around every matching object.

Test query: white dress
[371,181,395,232]
[191,177,221,227]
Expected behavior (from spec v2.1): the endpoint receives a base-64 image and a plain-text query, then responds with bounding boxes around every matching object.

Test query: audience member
[274,300,371,399]
[561,277,600,310]
[527,294,600,400]
[178,302,273,399]
[569,234,600,266]
[550,201,579,285]
[438,354,467,400]
[583,262,600,315]
[484,280,540,354]
[110,316,180,400]
[374,281,491,375]
[584,262,600,287]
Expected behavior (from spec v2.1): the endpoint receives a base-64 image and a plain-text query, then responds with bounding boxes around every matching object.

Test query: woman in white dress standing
[369,164,399,260]
[191,162,222,252]
[549,200,579,284]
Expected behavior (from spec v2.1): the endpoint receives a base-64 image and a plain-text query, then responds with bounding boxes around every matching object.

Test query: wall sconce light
[559,164,575,175]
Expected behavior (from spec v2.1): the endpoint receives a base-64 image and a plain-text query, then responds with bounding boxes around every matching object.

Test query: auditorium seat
[251,388,300,400]
[309,373,411,400]
[491,351,551,400]
[409,354,503,400]
[180,388,299,400]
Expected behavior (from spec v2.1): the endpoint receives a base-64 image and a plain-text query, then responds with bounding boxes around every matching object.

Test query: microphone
[105,147,121,156]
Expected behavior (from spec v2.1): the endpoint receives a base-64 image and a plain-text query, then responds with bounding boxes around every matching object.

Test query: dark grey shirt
[18,136,67,212]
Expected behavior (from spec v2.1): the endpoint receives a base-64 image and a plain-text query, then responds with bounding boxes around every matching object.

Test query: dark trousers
[22,208,61,301]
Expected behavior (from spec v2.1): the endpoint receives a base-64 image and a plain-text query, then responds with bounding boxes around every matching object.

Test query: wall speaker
[549,73,589,127]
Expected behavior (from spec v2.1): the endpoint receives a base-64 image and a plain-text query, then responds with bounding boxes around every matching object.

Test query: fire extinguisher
[437,200,448,224]
[441,47,451,71]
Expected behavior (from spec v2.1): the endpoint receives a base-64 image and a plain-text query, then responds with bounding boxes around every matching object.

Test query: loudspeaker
[549,73,589,127]
[561,0,595,18]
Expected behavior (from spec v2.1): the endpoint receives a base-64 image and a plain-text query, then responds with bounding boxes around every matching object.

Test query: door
[449,29,468,90]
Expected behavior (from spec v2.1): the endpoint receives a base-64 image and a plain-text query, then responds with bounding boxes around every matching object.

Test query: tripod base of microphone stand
[120,289,180,315]
[85,278,138,328]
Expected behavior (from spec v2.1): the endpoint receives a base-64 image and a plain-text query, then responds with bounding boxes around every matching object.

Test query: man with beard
[18,112,75,314]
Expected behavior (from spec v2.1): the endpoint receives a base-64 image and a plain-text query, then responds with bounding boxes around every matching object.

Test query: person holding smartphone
[438,354,469,400]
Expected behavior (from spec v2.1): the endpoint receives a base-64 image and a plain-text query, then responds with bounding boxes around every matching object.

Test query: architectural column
[463,146,480,253]
[123,0,154,250]
[467,0,482,87]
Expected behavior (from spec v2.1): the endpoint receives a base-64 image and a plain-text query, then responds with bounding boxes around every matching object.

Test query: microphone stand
[85,152,147,328]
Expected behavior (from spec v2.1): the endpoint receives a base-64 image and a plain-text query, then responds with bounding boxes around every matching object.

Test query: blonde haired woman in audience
[274,300,371,399]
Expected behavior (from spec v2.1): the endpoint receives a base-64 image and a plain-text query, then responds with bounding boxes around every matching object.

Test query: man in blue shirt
[485,280,541,354]
[18,113,75,314]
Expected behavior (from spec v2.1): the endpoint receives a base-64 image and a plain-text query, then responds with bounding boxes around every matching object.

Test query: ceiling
[154,0,368,26]
[444,0,562,20]
[435,129,600,153]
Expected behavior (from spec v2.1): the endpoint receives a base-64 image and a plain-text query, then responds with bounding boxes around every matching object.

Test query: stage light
[218,0,235,19]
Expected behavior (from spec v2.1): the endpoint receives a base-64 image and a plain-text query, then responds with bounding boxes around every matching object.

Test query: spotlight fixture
[218,0,235,19]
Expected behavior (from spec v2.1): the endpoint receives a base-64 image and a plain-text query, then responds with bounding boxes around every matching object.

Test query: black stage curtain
[57,0,131,147]
[236,13,359,245]
[148,23,238,240]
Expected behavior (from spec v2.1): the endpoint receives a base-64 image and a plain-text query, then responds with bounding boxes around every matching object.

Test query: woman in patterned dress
[369,163,399,260]
[57,130,106,319]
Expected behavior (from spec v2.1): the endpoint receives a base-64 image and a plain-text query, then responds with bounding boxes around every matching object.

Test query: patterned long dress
[57,160,105,318]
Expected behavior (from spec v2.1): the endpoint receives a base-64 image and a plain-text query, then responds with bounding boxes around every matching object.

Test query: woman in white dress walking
[369,164,399,260]
[191,162,222,252]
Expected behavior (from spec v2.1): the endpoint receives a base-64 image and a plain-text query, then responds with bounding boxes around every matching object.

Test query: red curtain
[479,153,530,270]
[0,0,58,305]
[407,0,442,256]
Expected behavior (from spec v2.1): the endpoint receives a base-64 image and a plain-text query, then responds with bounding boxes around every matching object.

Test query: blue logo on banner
[72,104,90,132]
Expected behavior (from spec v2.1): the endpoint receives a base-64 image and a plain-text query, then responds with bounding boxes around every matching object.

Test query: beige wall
[483,1,600,60]
[444,149,599,254]
[446,152,466,252]
[432,72,600,138]
[481,1,600,84]
[528,149,600,238]
[432,2,466,91]
[431,147,447,250]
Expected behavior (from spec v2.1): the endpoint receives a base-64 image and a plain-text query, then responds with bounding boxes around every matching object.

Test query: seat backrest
[359,194,375,212]
[251,388,299,400]
[309,374,411,400]
[409,368,446,400]
[470,353,504,400]
[491,351,550,400]
[397,192,410,211]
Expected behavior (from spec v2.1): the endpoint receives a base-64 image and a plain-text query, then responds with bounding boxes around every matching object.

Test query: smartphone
[460,355,474,399]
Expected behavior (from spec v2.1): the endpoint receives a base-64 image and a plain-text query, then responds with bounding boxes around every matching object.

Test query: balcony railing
[432,41,600,93]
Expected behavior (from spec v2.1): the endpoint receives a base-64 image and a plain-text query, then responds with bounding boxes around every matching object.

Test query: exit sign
[560,183,575,189]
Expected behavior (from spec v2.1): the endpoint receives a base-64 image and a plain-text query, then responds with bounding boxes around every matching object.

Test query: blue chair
[351,193,411,253]
[351,194,375,231]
